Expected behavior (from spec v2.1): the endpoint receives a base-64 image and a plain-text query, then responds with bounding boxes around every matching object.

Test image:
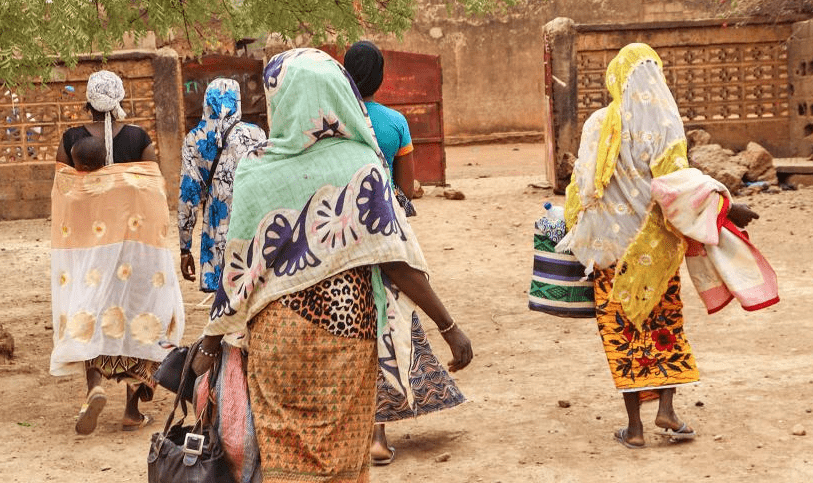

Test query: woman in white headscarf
[53,70,174,435]
[56,70,156,166]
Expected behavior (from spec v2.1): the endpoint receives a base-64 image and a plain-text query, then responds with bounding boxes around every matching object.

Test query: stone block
[30,162,56,181]
[19,180,54,201]
[786,174,813,187]
[664,2,684,13]
[0,183,19,202]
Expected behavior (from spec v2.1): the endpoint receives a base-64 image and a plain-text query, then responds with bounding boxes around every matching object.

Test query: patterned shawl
[560,43,691,328]
[203,49,428,405]
[50,162,185,375]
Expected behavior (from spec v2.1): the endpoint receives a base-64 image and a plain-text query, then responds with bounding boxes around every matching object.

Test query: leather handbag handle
[161,339,201,435]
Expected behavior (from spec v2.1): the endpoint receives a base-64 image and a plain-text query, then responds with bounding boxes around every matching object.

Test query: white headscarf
[86,70,127,166]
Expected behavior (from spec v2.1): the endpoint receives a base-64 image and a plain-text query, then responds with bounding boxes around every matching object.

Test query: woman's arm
[393,151,415,199]
[379,261,472,372]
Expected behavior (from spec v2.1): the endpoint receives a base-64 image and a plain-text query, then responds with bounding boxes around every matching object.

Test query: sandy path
[1,143,812,482]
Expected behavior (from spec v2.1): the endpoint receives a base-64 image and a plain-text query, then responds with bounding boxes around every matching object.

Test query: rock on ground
[734,142,778,185]
[0,324,13,361]
[689,144,746,192]
[686,129,712,151]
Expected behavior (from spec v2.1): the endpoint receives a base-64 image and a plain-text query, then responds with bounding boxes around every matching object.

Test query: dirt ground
[1,143,812,482]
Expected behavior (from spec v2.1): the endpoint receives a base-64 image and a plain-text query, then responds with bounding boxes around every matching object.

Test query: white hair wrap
[86,70,127,165]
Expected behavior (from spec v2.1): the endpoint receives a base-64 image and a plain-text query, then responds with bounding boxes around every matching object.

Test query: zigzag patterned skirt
[375,313,466,423]
[247,267,378,483]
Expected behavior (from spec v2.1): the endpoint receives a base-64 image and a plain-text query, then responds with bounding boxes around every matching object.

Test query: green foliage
[0,0,511,88]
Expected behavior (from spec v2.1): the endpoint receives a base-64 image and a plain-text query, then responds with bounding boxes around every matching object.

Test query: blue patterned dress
[178,79,266,292]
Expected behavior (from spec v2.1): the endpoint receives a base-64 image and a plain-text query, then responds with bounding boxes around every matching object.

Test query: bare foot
[614,427,645,448]
[370,439,394,462]
[655,411,693,433]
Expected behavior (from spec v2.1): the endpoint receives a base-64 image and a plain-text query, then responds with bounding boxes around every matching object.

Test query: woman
[178,78,266,292]
[56,72,156,166]
[191,49,473,482]
[344,40,466,465]
[51,70,185,434]
[343,40,416,215]
[559,44,777,449]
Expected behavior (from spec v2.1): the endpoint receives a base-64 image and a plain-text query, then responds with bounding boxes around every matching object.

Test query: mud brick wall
[788,19,813,157]
[0,49,184,220]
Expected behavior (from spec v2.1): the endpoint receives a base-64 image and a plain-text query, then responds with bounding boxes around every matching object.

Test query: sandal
[75,386,107,435]
[614,428,645,449]
[659,422,696,441]
[122,414,153,432]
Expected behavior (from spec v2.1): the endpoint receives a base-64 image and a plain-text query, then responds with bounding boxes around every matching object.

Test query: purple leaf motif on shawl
[357,168,405,240]
[262,201,321,277]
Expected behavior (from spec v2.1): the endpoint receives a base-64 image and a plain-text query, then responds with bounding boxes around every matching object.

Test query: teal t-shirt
[365,101,413,183]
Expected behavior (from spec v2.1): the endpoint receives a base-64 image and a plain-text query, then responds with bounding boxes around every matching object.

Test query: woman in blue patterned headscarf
[178,78,266,292]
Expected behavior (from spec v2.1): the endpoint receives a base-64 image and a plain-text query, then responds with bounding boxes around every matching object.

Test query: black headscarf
[343,41,384,98]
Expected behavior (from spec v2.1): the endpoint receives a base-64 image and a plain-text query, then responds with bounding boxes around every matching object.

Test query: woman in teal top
[344,40,466,466]
[345,41,416,216]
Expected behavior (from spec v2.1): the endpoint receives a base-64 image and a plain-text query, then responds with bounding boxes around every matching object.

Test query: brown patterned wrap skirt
[594,267,700,392]
[247,267,378,483]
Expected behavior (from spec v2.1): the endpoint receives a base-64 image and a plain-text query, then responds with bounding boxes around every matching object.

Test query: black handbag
[154,345,196,402]
[147,341,236,483]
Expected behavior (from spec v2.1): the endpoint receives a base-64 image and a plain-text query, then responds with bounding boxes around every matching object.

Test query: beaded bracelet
[438,321,456,334]
[197,344,220,358]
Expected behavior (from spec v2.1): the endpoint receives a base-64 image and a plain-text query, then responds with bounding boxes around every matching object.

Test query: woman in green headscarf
[190,48,473,482]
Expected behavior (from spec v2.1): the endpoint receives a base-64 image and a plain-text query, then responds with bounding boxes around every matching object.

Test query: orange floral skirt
[594,268,699,392]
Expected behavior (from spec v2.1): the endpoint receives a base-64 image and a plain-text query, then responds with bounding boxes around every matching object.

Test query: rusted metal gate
[183,50,446,185]
[181,55,266,132]
[371,49,445,186]
[323,46,447,186]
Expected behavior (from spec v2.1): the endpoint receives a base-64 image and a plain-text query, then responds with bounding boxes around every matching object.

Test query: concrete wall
[362,0,722,142]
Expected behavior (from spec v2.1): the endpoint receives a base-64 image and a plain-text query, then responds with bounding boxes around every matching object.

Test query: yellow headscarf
[594,44,663,198]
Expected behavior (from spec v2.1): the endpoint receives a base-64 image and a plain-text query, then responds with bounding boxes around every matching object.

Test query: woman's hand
[441,324,473,372]
[181,253,196,282]
[728,203,759,229]
[190,336,222,376]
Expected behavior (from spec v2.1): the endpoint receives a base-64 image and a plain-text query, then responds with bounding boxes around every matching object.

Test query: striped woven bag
[528,228,596,318]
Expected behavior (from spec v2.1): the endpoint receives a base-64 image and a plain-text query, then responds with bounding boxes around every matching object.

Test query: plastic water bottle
[536,202,566,243]
[544,202,565,222]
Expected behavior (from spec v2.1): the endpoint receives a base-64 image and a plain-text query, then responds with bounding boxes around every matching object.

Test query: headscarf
[343,41,384,98]
[86,70,127,166]
[560,43,690,329]
[203,48,427,406]
[202,78,242,148]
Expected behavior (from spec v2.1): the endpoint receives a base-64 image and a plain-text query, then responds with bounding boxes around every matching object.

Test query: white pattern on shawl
[559,60,687,270]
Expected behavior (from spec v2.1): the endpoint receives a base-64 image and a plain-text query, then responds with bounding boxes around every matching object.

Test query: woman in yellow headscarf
[559,43,775,448]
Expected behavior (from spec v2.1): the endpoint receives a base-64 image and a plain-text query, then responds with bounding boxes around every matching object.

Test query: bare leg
[85,367,102,394]
[654,387,693,432]
[370,423,394,463]
[76,367,106,435]
[619,391,645,446]
[123,384,145,424]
